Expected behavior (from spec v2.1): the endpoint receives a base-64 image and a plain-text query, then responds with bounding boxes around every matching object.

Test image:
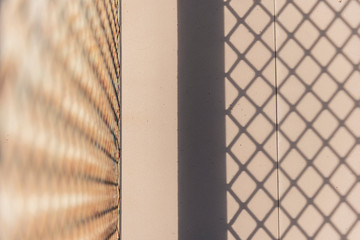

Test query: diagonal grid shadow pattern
[225,0,360,239]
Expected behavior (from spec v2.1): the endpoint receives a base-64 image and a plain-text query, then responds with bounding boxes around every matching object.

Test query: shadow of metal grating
[225,0,360,239]
[0,0,121,239]
[225,0,278,239]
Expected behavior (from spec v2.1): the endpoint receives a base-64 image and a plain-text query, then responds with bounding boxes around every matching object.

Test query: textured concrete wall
[0,1,121,239]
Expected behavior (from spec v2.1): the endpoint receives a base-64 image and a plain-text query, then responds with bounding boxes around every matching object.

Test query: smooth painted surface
[224,1,278,239]
[225,0,360,239]
[276,0,360,239]
[178,1,226,239]
[122,1,178,239]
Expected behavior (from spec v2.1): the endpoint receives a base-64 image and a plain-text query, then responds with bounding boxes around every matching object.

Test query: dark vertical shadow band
[178,1,226,239]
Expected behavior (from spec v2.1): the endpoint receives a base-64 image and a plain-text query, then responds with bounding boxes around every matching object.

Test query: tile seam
[273,0,281,239]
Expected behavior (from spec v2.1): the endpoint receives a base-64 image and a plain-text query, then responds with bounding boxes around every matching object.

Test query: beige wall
[121,0,178,239]
[226,0,360,239]
[122,0,359,239]
[276,1,360,239]
[225,1,279,239]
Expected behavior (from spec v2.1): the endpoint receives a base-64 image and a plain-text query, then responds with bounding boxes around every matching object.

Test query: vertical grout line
[273,0,280,239]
